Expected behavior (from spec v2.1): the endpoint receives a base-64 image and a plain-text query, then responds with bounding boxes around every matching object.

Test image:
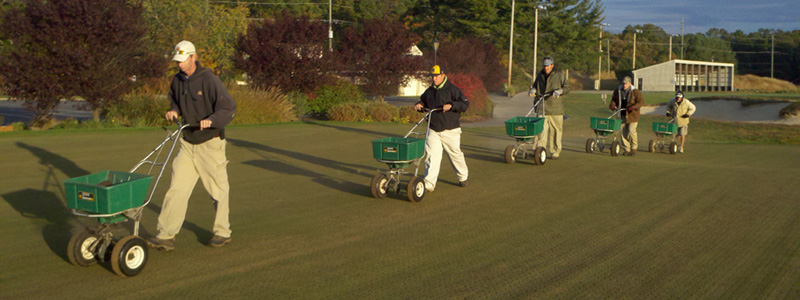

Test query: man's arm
[447,88,470,113]
[206,75,237,128]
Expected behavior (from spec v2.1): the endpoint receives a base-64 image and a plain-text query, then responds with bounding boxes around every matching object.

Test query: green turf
[1,103,799,298]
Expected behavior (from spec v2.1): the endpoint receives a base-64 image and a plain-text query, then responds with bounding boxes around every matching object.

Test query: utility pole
[633,29,641,69]
[669,35,672,61]
[771,34,774,78]
[598,23,609,90]
[607,39,610,75]
[531,6,539,87]
[328,0,333,51]
[681,18,684,59]
[507,0,515,96]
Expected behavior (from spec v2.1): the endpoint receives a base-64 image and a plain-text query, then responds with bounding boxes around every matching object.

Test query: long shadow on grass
[6,142,94,262]
[303,121,401,138]
[228,138,373,197]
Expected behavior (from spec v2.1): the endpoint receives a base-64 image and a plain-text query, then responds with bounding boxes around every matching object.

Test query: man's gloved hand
[666,112,671,117]
[553,88,563,98]
[626,106,635,111]
[681,114,690,118]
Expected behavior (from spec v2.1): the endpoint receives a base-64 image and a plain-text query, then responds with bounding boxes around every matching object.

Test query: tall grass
[228,84,297,125]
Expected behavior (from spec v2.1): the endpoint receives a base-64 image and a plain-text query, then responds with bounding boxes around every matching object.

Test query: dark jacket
[416,77,470,132]
[169,62,236,144]
[609,85,644,123]
[532,68,570,115]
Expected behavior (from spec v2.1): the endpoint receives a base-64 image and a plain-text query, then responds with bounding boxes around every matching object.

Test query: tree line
[1,0,797,123]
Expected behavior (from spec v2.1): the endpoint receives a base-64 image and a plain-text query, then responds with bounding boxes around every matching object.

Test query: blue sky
[601,0,800,34]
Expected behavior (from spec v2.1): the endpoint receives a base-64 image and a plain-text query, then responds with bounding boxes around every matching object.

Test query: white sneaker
[679,147,684,153]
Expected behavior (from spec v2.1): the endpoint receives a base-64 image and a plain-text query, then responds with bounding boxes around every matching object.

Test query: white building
[632,59,734,92]
[397,45,428,96]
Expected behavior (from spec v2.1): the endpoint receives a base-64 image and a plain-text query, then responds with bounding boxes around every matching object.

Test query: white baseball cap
[172,40,196,62]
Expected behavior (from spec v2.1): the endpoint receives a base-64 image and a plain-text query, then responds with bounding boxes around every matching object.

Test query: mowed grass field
[1,95,799,298]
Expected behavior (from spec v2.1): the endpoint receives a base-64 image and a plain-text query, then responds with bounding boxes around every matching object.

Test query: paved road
[0,100,93,125]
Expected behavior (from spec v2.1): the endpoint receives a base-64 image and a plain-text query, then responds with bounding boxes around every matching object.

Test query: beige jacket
[667,97,696,127]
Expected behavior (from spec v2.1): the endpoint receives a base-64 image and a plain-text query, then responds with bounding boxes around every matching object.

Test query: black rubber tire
[504,145,517,164]
[534,147,547,165]
[649,140,656,153]
[610,141,621,157]
[406,176,425,202]
[67,229,100,267]
[370,173,389,198]
[111,236,148,277]
[585,138,595,153]
[669,142,678,154]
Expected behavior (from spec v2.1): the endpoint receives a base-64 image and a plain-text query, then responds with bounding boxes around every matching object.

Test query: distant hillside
[735,74,799,92]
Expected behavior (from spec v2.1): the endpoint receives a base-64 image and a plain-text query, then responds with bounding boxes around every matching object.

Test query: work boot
[147,237,175,251]
[208,235,232,247]
[459,180,469,187]
[630,149,637,156]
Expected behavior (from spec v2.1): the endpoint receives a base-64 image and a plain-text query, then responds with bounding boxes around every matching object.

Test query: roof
[633,59,734,73]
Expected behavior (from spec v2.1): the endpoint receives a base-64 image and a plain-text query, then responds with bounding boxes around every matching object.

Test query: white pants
[424,128,468,191]
[538,115,563,157]
[621,121,638,152]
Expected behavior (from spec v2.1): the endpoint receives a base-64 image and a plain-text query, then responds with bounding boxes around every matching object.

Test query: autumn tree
[338,18,424,96]
[0,0,164,123]
[422,37,506,92]
[141,0,248,77]
[234,11,337,92]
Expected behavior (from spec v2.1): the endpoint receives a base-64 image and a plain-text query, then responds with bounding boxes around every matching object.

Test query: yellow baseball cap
[430,65,444,76]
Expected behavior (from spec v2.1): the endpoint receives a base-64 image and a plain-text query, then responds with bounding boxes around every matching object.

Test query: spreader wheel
[68,229,100,267]
[504,145,517,164]
[370,173,389,198]
[111,236,148,277]
[406,176,425,202]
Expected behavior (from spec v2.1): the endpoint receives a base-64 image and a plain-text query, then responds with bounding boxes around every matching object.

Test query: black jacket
[416,78,469,132]
[168,62,236,144]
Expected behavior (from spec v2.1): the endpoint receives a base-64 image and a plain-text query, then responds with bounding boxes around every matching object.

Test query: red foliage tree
[448,72,493,120]
[337,18,424,97]
[0,0,165,123]
[424,37,505,92]
[234,11,336,93]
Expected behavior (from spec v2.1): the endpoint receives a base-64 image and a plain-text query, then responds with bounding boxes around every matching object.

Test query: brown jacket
[609,85,644,123]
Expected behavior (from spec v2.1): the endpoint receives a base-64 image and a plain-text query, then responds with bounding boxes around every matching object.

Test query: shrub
[449,72,494,120]
[307,80,366,116]
[328,102,366,122]
[393,106,419,123]
[228,83,297,125]
[53,118,81,129]
[11,121,27,131]
[365,101,399,122]
[105,93,170,127]
[287,91,311,118]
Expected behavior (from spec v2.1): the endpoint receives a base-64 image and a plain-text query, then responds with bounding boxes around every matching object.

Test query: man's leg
[156,139,200,239]
[440,128,468,183]
[629,122,638,152]
[423,130,444,191]
[538,117,549,150]
[549,115,564,158]
[620,122,632,153]
[196,137,231,239]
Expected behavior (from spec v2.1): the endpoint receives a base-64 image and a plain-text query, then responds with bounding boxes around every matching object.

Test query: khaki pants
[538,115,563,157]
[157,137,231,239]
[424,128,468,191]
[621,121,638,152]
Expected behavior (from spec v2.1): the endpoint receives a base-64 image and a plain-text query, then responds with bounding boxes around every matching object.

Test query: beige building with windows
[632,59,734,92]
